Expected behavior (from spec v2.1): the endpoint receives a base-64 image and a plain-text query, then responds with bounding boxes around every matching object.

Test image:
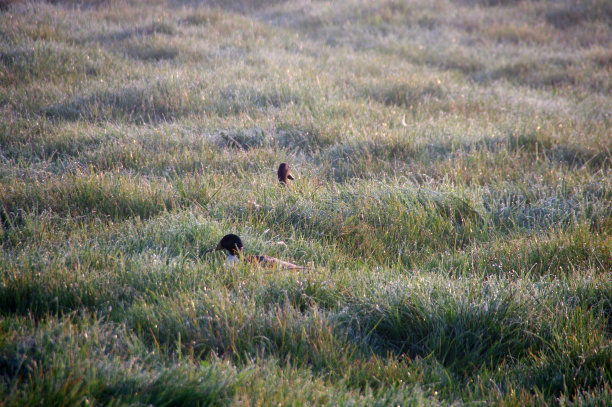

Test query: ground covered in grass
[1,0,610,405]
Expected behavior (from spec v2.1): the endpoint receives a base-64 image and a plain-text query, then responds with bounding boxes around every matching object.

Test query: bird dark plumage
[215,233,243,256]
[277,163,294,185]
[211,234,306,270]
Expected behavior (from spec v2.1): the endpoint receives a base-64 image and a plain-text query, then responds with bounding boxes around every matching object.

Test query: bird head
[277,163,294,184]
[215,234,244,256]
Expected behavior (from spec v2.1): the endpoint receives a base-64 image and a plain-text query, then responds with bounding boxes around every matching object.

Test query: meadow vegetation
[0,0,610,405]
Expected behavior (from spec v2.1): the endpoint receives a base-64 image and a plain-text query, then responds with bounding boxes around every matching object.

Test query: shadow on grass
[0,174,178,234]
[361,82,445,108]
[0,263,134,318]
[321,131,608,185]
[0,45,105,86]
[42,82,195,124]
[77,19,177,45]
[0,317,238,406]
[544,0,612,29]
[123,41,179,62]
[342,292,541,378]
[42,82,311,124]
[213,124,333,154]
[170,0,288,13]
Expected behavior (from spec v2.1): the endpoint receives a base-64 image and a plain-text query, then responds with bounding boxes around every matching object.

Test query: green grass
[1,0,611,405]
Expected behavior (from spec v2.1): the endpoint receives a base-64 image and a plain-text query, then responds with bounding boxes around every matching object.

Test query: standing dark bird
[277,163,294,185]
[209,234,306,270]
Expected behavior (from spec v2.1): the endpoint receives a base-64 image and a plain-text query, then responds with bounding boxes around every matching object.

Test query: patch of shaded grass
[0,43,110,86]
[544,0,612,29]
[123,38,179,61]
[43,80,200,123]
[526,308,611,398]
[427,226,611,278]
[0,316,239,407]
[1,172,177,226]
[343,286,539,377]
[362,81,445,108]
[502,132,611,171]
[0,257,129,317]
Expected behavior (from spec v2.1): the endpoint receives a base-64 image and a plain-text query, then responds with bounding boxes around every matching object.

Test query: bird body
[212,234,306,270]
[225,254,240,267]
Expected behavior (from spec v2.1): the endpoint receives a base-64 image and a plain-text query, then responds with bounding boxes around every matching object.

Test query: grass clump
[1,171,177,226]
[342,281,539,377]
[0,316,239,406]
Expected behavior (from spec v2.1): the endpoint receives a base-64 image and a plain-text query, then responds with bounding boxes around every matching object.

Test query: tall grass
[1,0,610,405]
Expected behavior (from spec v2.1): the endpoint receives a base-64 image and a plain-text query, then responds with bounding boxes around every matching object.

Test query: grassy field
[1,0,611,405]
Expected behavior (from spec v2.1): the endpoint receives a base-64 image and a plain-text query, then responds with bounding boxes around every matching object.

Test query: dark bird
[277,163,294,185]
[209,234,306,270]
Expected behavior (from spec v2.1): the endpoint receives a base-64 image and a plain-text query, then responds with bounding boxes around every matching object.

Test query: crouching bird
[209,234,306,270]
[277,163,294,186]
